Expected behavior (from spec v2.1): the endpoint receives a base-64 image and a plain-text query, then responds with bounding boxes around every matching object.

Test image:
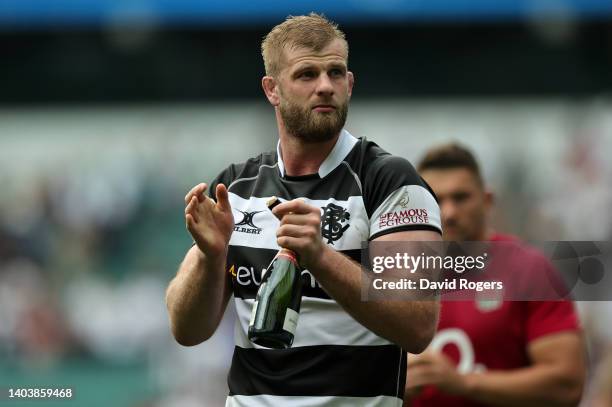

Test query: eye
[452,192,470,204]
[330,68,344,77]
[298,70,316,79]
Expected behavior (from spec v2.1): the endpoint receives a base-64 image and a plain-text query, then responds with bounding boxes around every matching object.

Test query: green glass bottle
[248,197,303,349]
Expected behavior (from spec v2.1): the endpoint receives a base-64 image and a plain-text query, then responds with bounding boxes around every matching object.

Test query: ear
[262,76,280,106]
[347,71,354,97]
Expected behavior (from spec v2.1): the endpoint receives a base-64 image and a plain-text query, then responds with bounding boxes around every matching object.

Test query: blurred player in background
[405,143,586,407]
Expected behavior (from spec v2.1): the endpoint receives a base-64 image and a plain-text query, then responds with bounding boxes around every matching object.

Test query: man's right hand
[185,183,234,257]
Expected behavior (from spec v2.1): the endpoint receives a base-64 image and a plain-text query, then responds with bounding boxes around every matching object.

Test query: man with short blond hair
[166,14,442,406]
[261,13,348,78]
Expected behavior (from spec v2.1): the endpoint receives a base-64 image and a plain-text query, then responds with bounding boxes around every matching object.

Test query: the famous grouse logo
[234,210,263,235]
[320,203,350,244]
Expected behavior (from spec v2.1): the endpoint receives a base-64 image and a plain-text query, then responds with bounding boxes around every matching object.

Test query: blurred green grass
[0,358,156,407]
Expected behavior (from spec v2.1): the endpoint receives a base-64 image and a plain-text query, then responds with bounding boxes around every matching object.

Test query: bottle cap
[266,196,282,211]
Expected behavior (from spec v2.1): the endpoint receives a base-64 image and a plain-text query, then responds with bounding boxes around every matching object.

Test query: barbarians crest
[320,203,350,244]
[399,193,410,208]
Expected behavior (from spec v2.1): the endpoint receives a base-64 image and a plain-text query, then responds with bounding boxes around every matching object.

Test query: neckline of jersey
[276,129,359,179]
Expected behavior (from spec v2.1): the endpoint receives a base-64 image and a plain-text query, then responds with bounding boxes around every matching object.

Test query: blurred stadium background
[1,1,612,406]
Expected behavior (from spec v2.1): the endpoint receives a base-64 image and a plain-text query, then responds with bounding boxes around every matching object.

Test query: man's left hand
[272,199,327,269]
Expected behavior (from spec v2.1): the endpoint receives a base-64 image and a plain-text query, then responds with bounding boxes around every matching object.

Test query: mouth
[312,104,336,113]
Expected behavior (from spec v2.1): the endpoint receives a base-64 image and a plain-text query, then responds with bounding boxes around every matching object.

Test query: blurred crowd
[0,103,611,406]
[0,110,238,405]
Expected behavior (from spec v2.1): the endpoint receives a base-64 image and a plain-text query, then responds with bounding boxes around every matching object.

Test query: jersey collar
[276,129,358,178]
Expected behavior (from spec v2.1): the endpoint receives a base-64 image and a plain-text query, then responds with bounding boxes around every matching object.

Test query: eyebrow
[327,63,347,73]
[293,62,347,75]
[293,64,316,73]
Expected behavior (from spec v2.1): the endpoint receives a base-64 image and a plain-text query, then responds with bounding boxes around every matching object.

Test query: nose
[316,73,334,97]
[441,201,457,224]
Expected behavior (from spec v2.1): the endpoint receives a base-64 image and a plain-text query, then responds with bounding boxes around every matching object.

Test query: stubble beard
[279,96,349,144]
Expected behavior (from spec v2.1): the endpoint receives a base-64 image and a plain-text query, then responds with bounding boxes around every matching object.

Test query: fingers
[406,366,437,388]
[277,224,317,240]
[272,199,313,218]
[279,213,320,227]
[274,200,320,229]
[185,183,208,205]
[185,196,199,223]
[408,352,434,367]
[407,353,422,365]
[185,193,214,224]
[215,183,232,212]
[406,377,431,389]
[276,235,303,252]
[186,213,197,232]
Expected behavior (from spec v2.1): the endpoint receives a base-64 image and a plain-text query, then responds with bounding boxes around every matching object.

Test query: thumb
[216,183,232,212]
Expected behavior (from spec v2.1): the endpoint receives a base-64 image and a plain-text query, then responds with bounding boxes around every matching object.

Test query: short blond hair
[261,13,348,77]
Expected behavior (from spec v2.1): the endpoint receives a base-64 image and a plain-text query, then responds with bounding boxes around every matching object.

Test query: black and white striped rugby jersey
[208,130,442,407]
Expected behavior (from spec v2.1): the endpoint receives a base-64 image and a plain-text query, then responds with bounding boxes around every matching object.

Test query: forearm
[166,245,230,346]
[309,245,438,353]
[462,366,582,407]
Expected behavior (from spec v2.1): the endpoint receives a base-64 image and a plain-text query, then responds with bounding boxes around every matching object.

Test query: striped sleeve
[363,154,442,240]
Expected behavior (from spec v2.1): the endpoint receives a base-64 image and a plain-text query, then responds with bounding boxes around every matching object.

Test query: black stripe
[356,142,435,219]
[369,224,442,241]
[228,345,405,398]
[228,162,362,201]
[228,246,362,300]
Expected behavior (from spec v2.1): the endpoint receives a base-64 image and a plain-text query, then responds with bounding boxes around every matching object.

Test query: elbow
[551,369,585,407]
[560,377,585,407]
[403,301,439,353]
[173,333,209,347]
[165,285,210,347]
[170,324,213,347]
[166,302,214,347]
[565,393,583,407]
[167,306,215,347]
[557,389,583,407]
[403,322,436,354]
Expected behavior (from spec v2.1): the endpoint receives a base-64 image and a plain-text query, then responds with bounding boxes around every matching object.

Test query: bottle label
[282,308,299,335]
[249,300,259,327]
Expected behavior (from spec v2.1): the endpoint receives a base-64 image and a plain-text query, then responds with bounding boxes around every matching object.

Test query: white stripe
[228,193,370,252]
[234,297,392,348]
[369,185,442,238]
[394,347,404,402]
[226,394,402,407]
[276,141,285,177]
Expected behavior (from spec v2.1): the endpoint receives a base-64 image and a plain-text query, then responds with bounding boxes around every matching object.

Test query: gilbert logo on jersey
[233,210,263,235]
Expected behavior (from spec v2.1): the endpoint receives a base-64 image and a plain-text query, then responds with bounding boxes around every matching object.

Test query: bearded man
[166,13,442,407]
